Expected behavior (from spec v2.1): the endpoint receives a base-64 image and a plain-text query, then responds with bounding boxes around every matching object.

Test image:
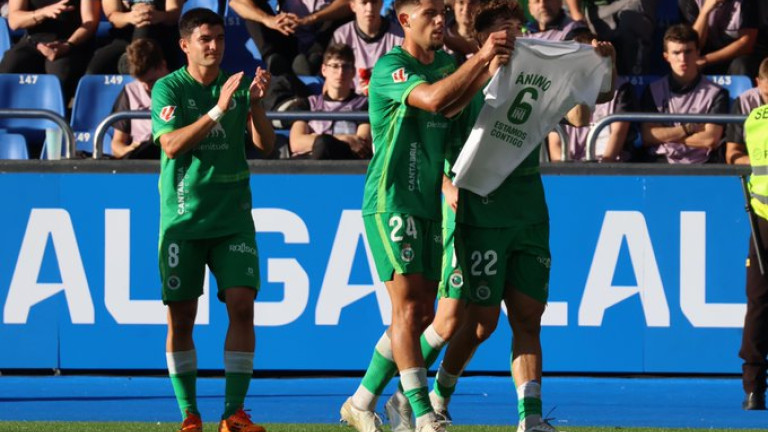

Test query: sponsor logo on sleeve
[392,68,408,83]
[160,106,177,122]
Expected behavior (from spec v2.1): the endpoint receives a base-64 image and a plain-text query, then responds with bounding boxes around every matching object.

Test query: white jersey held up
[451,38,612,196]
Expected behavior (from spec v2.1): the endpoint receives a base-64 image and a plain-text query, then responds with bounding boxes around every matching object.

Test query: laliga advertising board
[0,172,750,373]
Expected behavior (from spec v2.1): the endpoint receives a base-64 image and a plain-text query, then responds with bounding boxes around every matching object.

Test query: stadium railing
[93,111,572,161]
[585,113,748,161]
[0,109,75,158]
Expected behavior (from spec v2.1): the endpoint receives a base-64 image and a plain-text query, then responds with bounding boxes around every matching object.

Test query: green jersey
[362,47,457,221]
[152,67,254,239]
[451,92,549,228]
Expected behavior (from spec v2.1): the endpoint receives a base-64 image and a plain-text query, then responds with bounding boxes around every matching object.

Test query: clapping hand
[250,67,271,104]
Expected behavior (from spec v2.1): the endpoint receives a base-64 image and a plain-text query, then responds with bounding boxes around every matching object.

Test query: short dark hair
[179,8,224,39]
[323,43,355,64]
[394,0,421,14]
[126,38,165,78]
[663,23,699,51]
[474,0,525,43]
[759,57,768,79]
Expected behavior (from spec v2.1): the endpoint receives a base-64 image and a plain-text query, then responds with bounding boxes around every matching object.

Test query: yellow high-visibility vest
[746,104,768,221]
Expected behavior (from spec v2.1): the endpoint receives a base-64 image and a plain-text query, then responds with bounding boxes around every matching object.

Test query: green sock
[223,372,252,418]
[401,368,433,418]
[516,381,542,427]
[396,325,447,393]
[167,350,199,418]
[361,349,398,395]
[170,372,199,417]
[360,335,398,396]
[433,364,459,399]
[222,351,254,419]
[420,325,446,367]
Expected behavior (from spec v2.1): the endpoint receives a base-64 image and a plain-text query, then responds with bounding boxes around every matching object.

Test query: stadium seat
[624,75,659,100]
[706,75,753,107]
[221,14,262,73]
[70,74,134,156]
[298,75,324,95]
[183,0,220,14]
[0,74,65,155]
[0,132,28,160]
[0,17,10,62]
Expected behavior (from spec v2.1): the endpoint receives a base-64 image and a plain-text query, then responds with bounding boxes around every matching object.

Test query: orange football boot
[218,408,266,432]
[178,410,203,432]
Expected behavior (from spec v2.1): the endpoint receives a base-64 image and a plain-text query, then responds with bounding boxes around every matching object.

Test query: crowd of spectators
[0,0,767,161]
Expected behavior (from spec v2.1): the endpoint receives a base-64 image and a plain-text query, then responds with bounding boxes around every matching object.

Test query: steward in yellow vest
[740,103,768,411]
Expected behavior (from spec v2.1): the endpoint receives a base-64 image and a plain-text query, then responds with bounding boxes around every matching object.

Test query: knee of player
[434,313,464,341]
[227,302,255,325]
[168,317,196,336]
[475,316,499,343]
[396,302,434,332]
[508,311,542,336]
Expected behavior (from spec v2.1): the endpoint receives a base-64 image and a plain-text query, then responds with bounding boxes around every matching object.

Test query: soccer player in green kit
[151,8,274,432]
[352,1,617,431]
[339,0,514,430]
[426,3,616,432]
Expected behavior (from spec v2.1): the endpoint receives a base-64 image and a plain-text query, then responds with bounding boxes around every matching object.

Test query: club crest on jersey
[449,271,463,289]
[476,283,491,300]
[392,68,408,83]
[160,106,177,122]
[401,243,414,263]
[167,275,181,290]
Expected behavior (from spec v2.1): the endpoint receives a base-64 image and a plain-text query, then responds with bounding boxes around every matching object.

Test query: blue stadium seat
[0,74,65,154]
[706,75,753,107]
[0,17,11,62]
[221,14,262,73]
[298,75,324,95]
[0,132,29,159]
[624,75,659,100]
[70,74,134,155]
[183,0,220,15]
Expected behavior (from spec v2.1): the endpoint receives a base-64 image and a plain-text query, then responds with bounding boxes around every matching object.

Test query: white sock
[423,324,447,350]
[224,351,254,374]
[352,386,377,411]
[166,350,197,375]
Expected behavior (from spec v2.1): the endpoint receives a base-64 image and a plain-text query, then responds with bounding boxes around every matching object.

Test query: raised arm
[157,73,246,159]
[247,68,275,155]
[408,29,513,115]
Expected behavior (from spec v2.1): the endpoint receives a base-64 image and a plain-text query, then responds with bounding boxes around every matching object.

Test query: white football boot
[428,391,452,424]
[340,397,383,432]
[517,419,562,432]
[385,392,415,432]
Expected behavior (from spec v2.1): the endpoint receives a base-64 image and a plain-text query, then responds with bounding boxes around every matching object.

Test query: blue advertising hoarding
[0,172,750,373]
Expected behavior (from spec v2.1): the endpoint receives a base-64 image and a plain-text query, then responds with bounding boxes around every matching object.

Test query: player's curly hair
[473,0,525,43]
[126,38,165,78]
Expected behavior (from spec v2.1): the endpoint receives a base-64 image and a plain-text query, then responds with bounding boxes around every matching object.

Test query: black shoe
[743,392,766,410]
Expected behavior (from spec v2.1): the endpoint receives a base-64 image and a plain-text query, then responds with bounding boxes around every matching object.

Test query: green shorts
[438,204,467,301]
[455,222,550,306]
[158,231,261,304]
[363,213,442,282]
